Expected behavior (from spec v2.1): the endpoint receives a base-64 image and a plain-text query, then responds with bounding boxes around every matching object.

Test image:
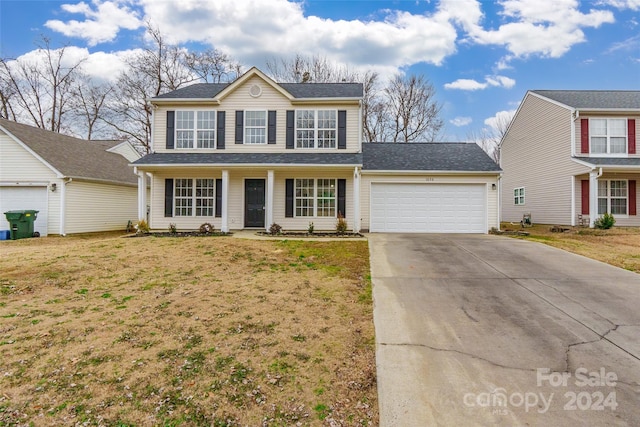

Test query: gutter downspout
[59,178,72,236]
[588,167,603,228]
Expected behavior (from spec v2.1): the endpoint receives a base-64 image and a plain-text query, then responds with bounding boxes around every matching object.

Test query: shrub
[269,223,282,235]
[308,222,315,234]
[199,223,215,234]
[135,219,149,234]
[594,213,615,230]
[336,212,348,235]
[168,223,177,234]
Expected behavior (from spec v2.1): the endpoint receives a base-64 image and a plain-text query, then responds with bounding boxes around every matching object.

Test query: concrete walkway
[369,233,640,426]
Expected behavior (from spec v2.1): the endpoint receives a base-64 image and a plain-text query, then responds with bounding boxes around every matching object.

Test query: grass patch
[0,234,377,425]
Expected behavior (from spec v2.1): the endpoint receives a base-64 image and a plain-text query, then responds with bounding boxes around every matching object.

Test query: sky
[0,0,639,141]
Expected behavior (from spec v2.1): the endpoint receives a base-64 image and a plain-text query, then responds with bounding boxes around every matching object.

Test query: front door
[245,179,265,228]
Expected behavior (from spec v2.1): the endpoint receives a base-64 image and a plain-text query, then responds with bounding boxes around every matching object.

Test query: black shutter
[337,179,346,217]
[338,110,346,149]
[217,111,225,149]
[166,111,175,149]
[215,179,222,218]
[285,179,294,217]
[235,110,244,144]
[286,110,295,149]
[268,110,277,144]
[164,179,174,217]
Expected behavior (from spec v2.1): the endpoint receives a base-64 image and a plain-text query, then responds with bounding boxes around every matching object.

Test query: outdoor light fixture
[50,183,57,192]
[492,184,497,190]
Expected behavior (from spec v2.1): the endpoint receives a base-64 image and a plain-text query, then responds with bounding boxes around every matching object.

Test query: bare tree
[266,54,361,84]
[0,37,84,133]
[69,75,113,140]
[384,74,443,143]
[184,48,241,83]
[471,111,514,163]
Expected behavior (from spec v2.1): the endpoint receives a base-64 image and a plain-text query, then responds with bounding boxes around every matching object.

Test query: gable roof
[362,143,501,172]
[153,67,363,100]
[0,118,138,185]
[531,90,640,110]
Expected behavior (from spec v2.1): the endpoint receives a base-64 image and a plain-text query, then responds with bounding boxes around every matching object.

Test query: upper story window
[590,118,626,154]
[244,111,267,144]
[296,110,337,148]
[175,110,216,149]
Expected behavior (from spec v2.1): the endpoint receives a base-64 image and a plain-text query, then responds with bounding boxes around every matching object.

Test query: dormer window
[296,110,337,148]
[175,110,216,149]
[590,118,626,154]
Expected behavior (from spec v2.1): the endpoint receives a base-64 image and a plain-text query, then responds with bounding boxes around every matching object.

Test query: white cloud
[450,116,473,127]
[598,0,640,10]
[45,0,142,46]
[484,109,517,133]
[445,75,515,91]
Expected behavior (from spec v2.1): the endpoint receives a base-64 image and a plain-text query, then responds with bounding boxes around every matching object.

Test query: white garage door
[370,183,486,233]
[0,186,49,236]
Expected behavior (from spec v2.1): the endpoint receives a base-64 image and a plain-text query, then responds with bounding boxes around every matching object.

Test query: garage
[370,183,487,233]
[0,186,49,236]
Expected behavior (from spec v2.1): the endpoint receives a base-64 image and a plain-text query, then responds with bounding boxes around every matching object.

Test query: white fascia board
[361,170,501,176]
[131,163,363,169]
[290,98,361,105]
[151,98,221,105]
[65,176,138,187]
[571,157,640,170]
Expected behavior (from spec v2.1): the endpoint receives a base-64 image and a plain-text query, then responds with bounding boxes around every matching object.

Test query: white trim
[294,109,338,149]
[588,117,628,155]
[106,140,142,159]
[571,109,577,157]
[173,108,218,150]
[361,170,501,176]
[570,176,576,226]
[266,170,274,231]
[353,167,361,233]
[0,181,50,186]
[571,157,640,170]
[221,170,229,232]
[133,163,362,169]
[60,178,71,236]
[243,110,268,145]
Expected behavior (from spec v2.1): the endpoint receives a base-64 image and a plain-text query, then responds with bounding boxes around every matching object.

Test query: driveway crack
[379,341,537,372]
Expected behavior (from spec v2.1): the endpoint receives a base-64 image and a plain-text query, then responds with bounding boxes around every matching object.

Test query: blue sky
[1,0,639,141]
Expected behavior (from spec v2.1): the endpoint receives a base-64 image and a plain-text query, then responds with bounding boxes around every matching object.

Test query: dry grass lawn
[0,233,377,426]
[501,223,640,273]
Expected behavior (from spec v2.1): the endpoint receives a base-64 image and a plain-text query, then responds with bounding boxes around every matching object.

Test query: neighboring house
[0,118,141,236]
[501,90,640,227]
[132,67,501,234]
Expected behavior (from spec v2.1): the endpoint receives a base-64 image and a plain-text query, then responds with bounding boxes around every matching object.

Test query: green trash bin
[4,210,39,240]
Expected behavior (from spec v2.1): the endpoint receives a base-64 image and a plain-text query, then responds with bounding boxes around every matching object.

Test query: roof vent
[249,84,262,98]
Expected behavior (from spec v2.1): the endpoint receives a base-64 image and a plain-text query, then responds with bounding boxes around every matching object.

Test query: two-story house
[133,67,502,233]
[501,90,640,227]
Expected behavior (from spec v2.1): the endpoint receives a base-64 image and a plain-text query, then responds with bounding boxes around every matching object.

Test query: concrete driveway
[369,233,640,426]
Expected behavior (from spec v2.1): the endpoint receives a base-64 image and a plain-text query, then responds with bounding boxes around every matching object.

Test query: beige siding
[107,142,142,162]
[575,114,640,157]
[65,181,138,233]
[149,167,354,232]
[501,93,589,225]
[575,173,640,227]
[360,173,499,232]
[152,75,360,154]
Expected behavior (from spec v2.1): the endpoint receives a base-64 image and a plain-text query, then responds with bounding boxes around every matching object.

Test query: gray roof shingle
[153,82,363,99]
[574,157,640,167]
[362,143,501,172]
[532,90,640,110]
[0,118,138,185]
[132,152,363,166]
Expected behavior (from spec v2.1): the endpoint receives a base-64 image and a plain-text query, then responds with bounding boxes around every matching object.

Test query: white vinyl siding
[65,181,138,234]
[501,93,589,225]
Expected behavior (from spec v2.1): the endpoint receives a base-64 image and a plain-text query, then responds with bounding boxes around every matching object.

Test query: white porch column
[589,169,599,228]
[266,170,274,231]
[353,167,361,233]
[136,168,147,222]
[221,170,229,232]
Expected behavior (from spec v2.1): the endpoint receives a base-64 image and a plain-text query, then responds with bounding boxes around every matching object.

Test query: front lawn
[501,223,640,273]
[0,234,377,426]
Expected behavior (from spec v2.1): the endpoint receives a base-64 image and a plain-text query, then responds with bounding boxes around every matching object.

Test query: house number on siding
[425,177,435,182]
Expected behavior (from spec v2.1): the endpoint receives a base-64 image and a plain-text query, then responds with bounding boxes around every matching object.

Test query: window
[598,180,627,215]
[175,178,215,217]
[175,110,216,148]
[295,110,337,148]
[295,178,337,217]
[514,187,525,205]
[590,118,627,154]
[244,111,266,144]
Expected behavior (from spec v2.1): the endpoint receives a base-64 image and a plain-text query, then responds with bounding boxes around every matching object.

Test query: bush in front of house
[594,213,615,229]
